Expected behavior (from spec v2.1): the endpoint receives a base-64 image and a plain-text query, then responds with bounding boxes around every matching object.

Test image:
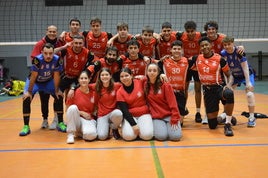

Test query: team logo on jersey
[230,62,234,67]
[46,64,50,69]
[212,61,217,66]
[41,65,44,70]
[90,96,95,103]
[111,90,115,96]
[75,55,78,60]
[158,89,162,94]
[137,91,142,98]
[102,38,106,42]
[33,58,39,65]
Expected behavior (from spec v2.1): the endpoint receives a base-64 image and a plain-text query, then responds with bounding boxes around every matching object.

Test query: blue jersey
[221,47,247,79]
[32,54,63,82]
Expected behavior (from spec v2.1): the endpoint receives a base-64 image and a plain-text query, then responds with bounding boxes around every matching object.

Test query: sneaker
[19,125,31,136]
[66,133,74,144]
[112,129,121,140]
[41,119,49,129]
[247,118,256,127]
[49,118,58,130]
[218,116,237,126]
[224,123,234,136]
[57,122,67,132]
[195,112,202,123]
[201,116,208,124]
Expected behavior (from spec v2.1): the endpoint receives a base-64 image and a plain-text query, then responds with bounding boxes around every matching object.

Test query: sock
[226,115,232,124]
[220,113,227,119]
[249,113,255,121]
[196,108,200,113]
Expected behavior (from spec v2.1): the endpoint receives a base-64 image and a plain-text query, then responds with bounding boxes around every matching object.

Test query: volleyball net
[0,0,267,42]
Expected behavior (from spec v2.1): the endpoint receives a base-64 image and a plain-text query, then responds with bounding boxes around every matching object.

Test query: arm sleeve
[117,101,137,126]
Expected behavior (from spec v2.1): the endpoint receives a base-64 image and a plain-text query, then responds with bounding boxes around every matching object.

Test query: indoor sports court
[0,0,268,178]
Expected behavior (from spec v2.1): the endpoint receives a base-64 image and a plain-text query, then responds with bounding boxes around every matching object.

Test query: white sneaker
[67,133,74,144]
[41,120,49,129]
[202,116,208,124]
[49,118,58,130]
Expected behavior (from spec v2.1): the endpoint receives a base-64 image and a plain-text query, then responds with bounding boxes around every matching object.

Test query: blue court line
[1,143,268,153]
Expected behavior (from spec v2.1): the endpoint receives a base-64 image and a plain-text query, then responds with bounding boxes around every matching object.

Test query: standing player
[118,39,150,77]
[59,35,94,101]
[19,43,64,136]
[31,25,64,130]
[107,22,133,55]
[190,37,235,136]
[221,36,256,127]
[176,21,205,123]
[59,18,83,44]
[203,20,226,54]
[83,17,113,59]
[158,40,189,126]
[134,25,158,58]
[156,22,177,59]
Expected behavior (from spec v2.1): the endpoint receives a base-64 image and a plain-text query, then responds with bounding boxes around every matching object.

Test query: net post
[257,51,263,81]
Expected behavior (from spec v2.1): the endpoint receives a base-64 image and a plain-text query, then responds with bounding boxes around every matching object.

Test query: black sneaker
[195,112,202,123]
[112,129,121,140]
[224,123,234,136]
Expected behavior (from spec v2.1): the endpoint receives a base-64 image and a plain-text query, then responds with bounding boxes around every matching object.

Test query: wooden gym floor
[0,81,268,178]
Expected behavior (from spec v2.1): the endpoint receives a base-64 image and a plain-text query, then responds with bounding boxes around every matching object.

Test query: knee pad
[223,88,234,103]
[246,91,255,106]
[23,97,31,114]
[208,118,218,129]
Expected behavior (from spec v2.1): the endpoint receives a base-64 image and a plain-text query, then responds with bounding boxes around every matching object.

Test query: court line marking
[1,143,268,153]
[150,141,164,178]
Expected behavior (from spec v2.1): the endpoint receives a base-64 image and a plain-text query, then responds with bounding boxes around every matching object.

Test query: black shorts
[186,69,200,82]
[174,91,187,116]
[59,76,77,92]
[202,85,226,114]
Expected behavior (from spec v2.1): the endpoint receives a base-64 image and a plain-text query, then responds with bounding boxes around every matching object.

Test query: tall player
[83,17,113,59]
[176,21,206,123]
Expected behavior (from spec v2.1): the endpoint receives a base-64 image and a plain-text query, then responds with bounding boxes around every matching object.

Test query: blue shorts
[24,78,56,95]
[233,74,255,87]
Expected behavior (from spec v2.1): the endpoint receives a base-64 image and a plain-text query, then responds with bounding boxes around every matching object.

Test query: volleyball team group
[19,17,256,144]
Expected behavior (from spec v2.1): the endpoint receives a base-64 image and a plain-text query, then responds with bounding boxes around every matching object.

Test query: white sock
[196,108,200,113]
[220,112,226,119]
[249,113,255,121]
[226,115,232,124]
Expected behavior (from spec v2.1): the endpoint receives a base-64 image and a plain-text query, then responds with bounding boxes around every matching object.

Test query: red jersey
[31,37,63,59]
[157,33,177,58]
[85,31,110,58]
[120,54,147,76]
[210,33,226,54]
[179,32,201,58]
[62,32,84,44]
[194,53,229,85]
[66,85,96,117]
[88,58,121,75]
[162,57,189,91]
[136,37,157,58]
[63,47,91,77]
[113,35,133,55]
[146,82,180,123]
[94,83,121,117]
[116,79,149,117]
